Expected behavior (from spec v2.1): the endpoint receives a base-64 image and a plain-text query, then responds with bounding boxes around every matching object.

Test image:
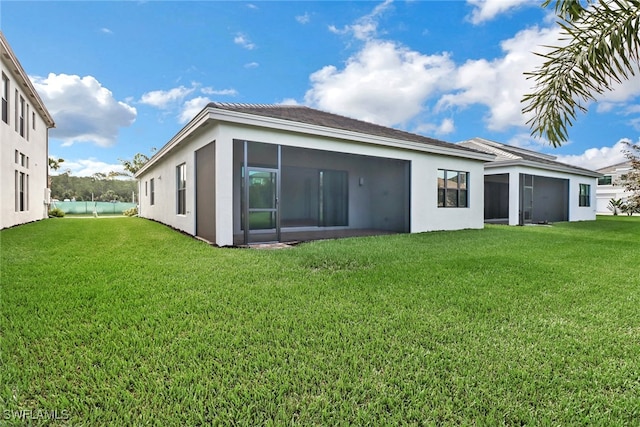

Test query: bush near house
[122,206,138,217]
[47,207,65,217]
[1,217,639,425]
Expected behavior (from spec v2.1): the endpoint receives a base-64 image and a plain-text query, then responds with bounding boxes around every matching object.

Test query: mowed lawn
[1,216,639,425]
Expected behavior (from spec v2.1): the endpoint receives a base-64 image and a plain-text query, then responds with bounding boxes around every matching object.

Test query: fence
[51,201,137,215]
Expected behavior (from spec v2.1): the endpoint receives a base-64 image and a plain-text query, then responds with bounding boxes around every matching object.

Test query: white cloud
[100,27,113,35]
[307,1,559,133]
[59,158,126,177]
[296,12,310,24]
[278,98,300,106]
[304,1,640,141]
[329,0,393,41]
[139,85,195,108]
[504,132,557,152]
[305,40,456,127]
[32,73,136,147]
[201,87,238,96]
[466,0,534,24]
[141,84,235,124]
[178,96,212,124]
[436,25,563,131]
[234,33,256,50]
[415,118,455,136]
[244,62,259,69]
[555,139,630,170]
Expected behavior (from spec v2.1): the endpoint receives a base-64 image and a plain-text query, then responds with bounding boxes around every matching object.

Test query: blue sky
[2,0,638,176]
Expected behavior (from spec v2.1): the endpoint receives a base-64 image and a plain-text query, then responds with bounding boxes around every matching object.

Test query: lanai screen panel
[280,146,409,233]
[484,174,509,222]
[233,140,410,243]
[519,174,569,224]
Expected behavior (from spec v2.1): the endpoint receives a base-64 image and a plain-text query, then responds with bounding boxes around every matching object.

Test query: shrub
[123,206,138,217]
[48,207,65,218]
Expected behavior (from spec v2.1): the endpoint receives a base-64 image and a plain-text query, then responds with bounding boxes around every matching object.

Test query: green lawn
[1,216,639,425]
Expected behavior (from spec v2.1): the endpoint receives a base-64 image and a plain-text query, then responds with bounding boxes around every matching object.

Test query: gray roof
[459,137,601,177]
[208,102,484,155]
[596,161,632,173]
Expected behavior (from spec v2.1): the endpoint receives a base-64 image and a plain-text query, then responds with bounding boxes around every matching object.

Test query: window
[598,175,612,185]
[1,73,8,124]
[14,90,18,131]
[19,96,25,137]
[145,181,148,197]
[579,184,590,207]
[176,164,186,214]
[438,169,469,207]
[150,178,155,206]
[16,171,28,212]
[32,112,36,130]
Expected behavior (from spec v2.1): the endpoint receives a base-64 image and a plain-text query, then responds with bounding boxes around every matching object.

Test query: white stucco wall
[1,54,50,229]
[138,119,487,246]
[137,125,220,235]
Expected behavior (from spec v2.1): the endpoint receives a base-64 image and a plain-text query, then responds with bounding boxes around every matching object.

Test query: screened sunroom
[232,139,410,245]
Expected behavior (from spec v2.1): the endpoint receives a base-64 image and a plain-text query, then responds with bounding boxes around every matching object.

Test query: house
[1,31,55,229]
[595,161,634,214]
[135,102,494,246]
[459,137,600,225]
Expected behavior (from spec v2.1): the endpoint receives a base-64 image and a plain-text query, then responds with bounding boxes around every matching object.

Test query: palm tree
[522,0,640,147]
[48,157,64,188]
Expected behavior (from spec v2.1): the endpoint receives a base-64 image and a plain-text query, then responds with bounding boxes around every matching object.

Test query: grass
[1,216,639,425]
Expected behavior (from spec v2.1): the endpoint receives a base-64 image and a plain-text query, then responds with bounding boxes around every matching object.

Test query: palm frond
[522,0,640,147]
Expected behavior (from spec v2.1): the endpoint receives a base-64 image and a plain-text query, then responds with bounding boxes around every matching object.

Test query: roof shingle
[208,102,482,154]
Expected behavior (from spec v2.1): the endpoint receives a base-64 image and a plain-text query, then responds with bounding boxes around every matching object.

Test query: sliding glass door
[319,170,348,227]
[246,169,279,243]
[242,141,281,244]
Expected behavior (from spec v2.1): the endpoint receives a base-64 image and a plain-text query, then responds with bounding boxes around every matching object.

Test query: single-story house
[459,137,601,225]
[595,161,633,214]
[135,103,494,246]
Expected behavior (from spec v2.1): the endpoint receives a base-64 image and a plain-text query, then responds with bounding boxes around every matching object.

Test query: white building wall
[595,163,633,214]
[1,47,50,229]
[411,155,485,232]
[137,125,220,236]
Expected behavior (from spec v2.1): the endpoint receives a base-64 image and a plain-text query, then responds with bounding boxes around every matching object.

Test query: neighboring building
[459,137,600,225]
[595,161,634,214]
[1,31,55,229]
[136,103,494,246]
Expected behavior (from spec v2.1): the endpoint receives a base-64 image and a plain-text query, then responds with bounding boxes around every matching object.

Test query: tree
[607,198,624,215]
[522,0,640,147]
[48,157,64,172]
[619,140,640,210]
[48,157,65,188]
[119,149,155,177]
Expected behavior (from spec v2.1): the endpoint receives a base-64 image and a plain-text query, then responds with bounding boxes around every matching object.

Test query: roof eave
[485,159,602,178]
[135,107,211,177]
[207,107,495,162]
[0,32,55,128]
